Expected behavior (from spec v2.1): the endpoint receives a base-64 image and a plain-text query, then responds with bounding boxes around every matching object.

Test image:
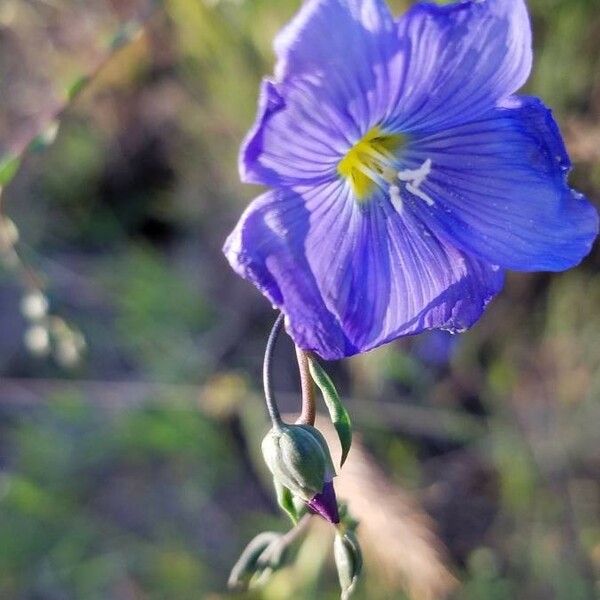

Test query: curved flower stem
[263,312,285,430]
[295,346,315,426]
[280,513,312,546]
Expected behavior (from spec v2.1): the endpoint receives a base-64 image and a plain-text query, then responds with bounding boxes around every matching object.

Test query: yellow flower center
[337,127,405,201]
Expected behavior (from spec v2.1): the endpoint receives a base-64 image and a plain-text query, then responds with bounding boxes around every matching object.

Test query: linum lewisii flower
[224,0,598,360]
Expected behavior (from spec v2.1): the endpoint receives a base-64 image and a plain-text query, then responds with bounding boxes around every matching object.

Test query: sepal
[308,355,352,466]
[274,478,299,525]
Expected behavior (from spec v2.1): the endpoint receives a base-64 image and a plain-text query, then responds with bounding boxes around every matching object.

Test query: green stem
[263,312,285,430]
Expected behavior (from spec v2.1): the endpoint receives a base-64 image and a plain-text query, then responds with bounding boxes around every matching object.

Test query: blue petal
[223,185,504,360]
[240,79,352,187]
[274,0,393,72]
[240,0,398,187]
[387,0,532,132]
[401,96,599,271]
[313,187,505,351]
[274,0,396,128]
[223,188,358,359]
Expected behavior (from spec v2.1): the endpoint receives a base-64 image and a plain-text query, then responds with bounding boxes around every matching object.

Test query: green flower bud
[262,424,339,523]
[227,531,287,591]
[334,530,362,600]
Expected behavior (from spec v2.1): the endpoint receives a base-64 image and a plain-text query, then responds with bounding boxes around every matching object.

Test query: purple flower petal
[223,188,358,359]
[401,96,598,271]
[389,0,532,132]
[240,79,349,187]
[307,480,340,524]
[274,0,396,130]
[223,184,504,359]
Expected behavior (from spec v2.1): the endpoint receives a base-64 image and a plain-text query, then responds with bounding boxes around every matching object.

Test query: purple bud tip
[307,480,340,524]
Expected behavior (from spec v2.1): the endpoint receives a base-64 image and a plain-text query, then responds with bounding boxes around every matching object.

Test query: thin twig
[280,512,312,546]
[3,9,158,166]
[0,6,160,362]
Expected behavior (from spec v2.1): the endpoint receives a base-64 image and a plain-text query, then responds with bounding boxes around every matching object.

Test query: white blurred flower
[21,291,49,321]
[24,325,50,356]
[55,338,80,368]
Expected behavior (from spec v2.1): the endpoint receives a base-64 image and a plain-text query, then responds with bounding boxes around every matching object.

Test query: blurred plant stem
[0,3,162,365]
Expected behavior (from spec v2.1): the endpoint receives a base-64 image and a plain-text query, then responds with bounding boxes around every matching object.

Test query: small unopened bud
[20,291,49,321]
[24,325,50,356]
[262,424,339,523]
[228,531,287,591]
[55,338,80,368]
[334,530,362,600]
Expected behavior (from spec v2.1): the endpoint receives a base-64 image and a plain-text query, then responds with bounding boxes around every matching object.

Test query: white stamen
[354,161,388,187]
[406,182,435,206]
[389,184,403,214]
[397,158,435,206]
[359,144,396,165]
[397,158,432,186]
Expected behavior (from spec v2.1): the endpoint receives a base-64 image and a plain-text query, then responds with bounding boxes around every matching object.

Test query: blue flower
[224,0,598,360]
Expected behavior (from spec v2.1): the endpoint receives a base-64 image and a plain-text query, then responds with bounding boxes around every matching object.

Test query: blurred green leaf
[65,75,90,101]
[0,154,21,188]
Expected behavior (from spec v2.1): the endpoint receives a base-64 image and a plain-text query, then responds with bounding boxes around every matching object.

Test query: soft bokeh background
[0,0,599,598]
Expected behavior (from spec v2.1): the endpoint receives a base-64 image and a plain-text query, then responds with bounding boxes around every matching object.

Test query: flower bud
[334,529,362,600]
[227,531,286,591]
[262,424,339,523]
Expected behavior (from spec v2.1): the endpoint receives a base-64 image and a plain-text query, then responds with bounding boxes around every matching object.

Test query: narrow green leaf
[0,154,21,188]
[274,479,298,524]
[308,356,352,467]
[65,75,89,102]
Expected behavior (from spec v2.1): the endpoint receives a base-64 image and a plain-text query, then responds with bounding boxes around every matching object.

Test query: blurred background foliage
[0,0,599,598]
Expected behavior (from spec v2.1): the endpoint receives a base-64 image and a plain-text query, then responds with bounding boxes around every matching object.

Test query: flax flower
[224,0,598,359]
